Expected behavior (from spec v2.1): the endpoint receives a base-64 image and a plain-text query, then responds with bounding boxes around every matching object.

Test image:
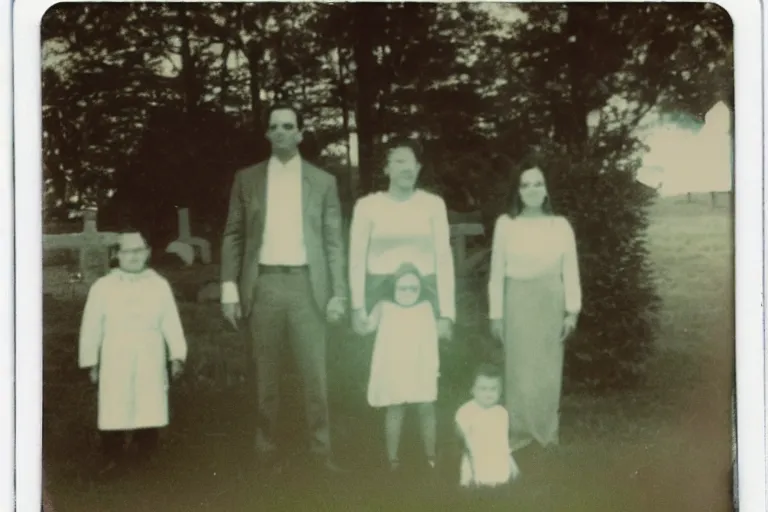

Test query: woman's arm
[348,197,372,313]
[487,216,508,320]
[432,197,456,322]
[363,302,384,334]
[561,218,582,315]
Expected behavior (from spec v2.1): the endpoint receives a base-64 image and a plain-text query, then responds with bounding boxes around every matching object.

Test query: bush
[541,142,661,391]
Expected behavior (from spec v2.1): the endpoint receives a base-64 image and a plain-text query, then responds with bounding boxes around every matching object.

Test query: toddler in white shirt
[455,363,521,489]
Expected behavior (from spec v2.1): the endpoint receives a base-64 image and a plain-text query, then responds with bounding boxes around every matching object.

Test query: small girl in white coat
[362,262,440,472]
[456,363,521,493]
[78,229,187,475]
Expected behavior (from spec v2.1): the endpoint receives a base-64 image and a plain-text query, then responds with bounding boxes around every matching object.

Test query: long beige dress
[487,214,581,450]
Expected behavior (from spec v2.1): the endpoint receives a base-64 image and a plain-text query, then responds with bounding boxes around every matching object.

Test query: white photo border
[12,0,765,510]
[2,0,15,508]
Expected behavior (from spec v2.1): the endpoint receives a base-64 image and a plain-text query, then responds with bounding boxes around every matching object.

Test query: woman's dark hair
[506,159,555,218]
[264,102,305,131]
[473,363,504,384]
[384,136,424,165]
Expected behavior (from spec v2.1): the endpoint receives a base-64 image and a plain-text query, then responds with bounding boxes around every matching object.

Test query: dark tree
[41,2,733,390]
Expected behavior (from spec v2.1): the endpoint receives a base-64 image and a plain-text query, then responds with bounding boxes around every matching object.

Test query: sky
[635,101,732,195]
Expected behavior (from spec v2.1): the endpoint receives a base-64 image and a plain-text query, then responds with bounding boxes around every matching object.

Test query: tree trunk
[352,4,377,197]
[247,39,265,134]
[47,108,70,213]
[556,5,590,156]
[178,4,198,113]
[336,46,353,216]
[220,41,231,111]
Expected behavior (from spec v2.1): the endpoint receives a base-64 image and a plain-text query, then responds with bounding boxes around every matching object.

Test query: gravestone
[165,207,212,265]
[43,207,119,289]
[448,210,486,277]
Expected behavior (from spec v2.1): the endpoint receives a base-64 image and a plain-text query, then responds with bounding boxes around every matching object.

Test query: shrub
[539,142,661,391]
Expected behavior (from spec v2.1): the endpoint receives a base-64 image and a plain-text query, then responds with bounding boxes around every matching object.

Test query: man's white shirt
[221,156,306,304]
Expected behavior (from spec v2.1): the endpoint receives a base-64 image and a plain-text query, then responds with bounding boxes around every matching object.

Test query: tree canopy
[41,2,733,389]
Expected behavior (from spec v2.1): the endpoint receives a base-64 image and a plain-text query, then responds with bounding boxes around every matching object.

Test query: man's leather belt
[258,264,308,275]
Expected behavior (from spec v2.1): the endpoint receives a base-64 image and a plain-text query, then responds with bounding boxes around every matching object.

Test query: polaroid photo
[11,0,765,510]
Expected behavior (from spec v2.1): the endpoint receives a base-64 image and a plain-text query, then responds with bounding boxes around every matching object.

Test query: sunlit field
[42,192,734,511]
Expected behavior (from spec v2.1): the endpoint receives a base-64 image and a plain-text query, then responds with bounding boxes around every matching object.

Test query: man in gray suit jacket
[220,103,347,472]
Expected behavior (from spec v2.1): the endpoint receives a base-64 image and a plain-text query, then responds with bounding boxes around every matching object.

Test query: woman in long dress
[487,164,581,452]
[348,136,455,471]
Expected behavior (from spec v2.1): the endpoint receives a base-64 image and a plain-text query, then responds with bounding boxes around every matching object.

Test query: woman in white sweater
[487,164,582,452]
[348,137,456,472]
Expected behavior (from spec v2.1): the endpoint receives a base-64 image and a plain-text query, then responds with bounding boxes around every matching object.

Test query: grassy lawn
[42,193,735,511]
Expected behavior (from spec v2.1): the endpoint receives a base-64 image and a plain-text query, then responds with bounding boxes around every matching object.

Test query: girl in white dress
[456,364,521,493]
[361,262,440,472]
[78,229,188,475]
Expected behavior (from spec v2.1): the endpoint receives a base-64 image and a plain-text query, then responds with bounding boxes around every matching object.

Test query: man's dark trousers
[248,266,330,457]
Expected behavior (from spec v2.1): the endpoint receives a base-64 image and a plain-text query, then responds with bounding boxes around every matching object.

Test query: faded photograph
[40,3,735,511]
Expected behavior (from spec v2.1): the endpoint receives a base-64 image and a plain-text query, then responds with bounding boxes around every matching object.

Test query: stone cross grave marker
[165,207,212,265]
[177,207,191,239]
[43,207,119,287]
[448,211,486,277]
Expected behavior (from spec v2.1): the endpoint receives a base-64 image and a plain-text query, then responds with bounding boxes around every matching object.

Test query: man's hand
[326,296,347,323]
[351,308,368,335]
[560,313,578,342]
[437,318,453,341]
[170,360,184,380]
[222,302,242,330]
[490,319,503,341]
[88,366,98,384]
